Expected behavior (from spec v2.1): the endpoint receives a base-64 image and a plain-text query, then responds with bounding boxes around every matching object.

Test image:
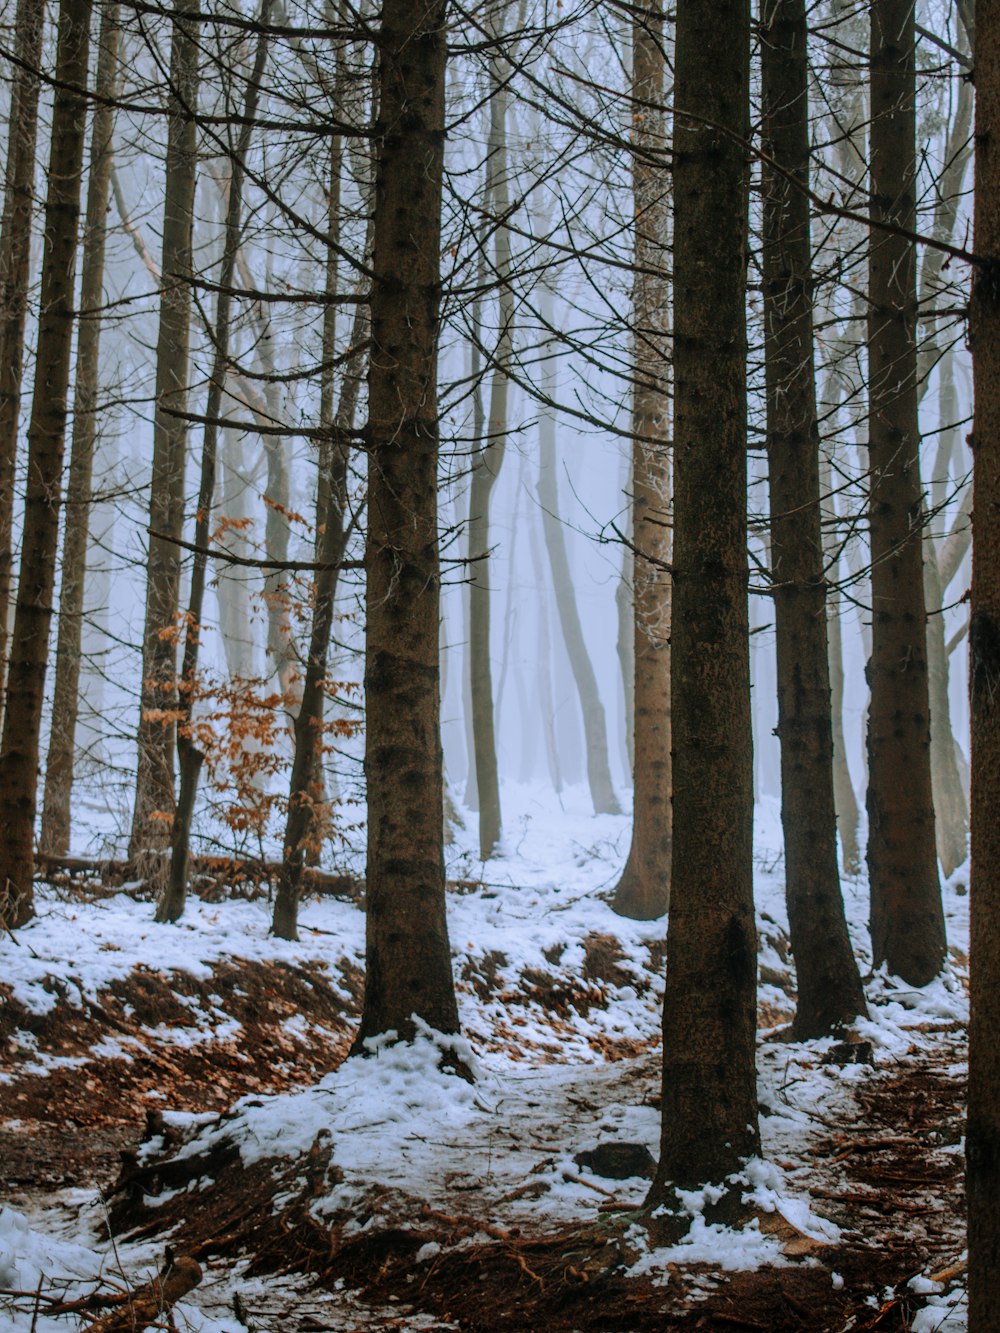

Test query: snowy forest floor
[0,789,971,1331]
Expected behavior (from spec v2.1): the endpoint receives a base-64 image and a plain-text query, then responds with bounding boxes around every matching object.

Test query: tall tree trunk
[129,0,200,863]
[536,289,620,816]
[819,450,863,874]
[0,0,46,729]
[760,0,867,1036]
[0,0,91,929]
[613,1,670,921]
[968,1,1000,1315]
[351,0,461,1046]
[646,0,758,1204]
[866,0,946,984]
[273,118,370,940]
[466,29,513,856]
[158,8,272,924]
[40,1,122,858]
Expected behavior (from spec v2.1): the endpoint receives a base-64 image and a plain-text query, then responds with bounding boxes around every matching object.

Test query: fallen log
[84,1253,202,1332]
[34,852,364,900]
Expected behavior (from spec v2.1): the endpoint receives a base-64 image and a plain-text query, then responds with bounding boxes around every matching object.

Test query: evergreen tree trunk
[129,0,200,864]
[352,0,461,1046]
[613,0,670,921]
[761,0,866,1036]
[968,0,1000,1309]
[646,0,758,1203]
[40,1,122,858]
[866,0,946,984]
[0,0,91,929]
[0,0,46,728]
[158,9,272,924]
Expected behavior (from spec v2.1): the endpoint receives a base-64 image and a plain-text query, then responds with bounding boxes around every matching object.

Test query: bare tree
[40,1,123,857]
[0,0,92,928]
[866,0,946,984]
[760,0,867,1035]
[0,0,46,728]
[612,0,671,921]
[129,0,201,864]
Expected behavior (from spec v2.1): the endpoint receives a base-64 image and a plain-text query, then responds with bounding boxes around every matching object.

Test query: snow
[0,783,974,1329]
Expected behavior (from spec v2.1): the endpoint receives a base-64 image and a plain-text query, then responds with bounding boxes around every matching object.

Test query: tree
[760,0,867,1035]
[967,0,1000,1317]
[0,0,92,928]
[352,0,461,1046]
[465,9,514,861]
[40,1,123,857]
[612,0,671,922]
[866,0,946,984]
[158,5,273,923]
[646,0,758,1204]
[129,0,201,863]
[0,0,46,728]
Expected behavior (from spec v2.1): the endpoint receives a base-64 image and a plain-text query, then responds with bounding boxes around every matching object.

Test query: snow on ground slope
[0,784,971,1330]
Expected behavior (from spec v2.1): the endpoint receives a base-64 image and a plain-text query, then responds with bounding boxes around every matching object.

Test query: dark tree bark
[351,0,461,1045]
[646,0,758,1202]
[0,0,46,729]
[760,0,867,1036]
[0,0,92,929]
[40,1,122,858]
[613,0,671,921]
[158,7,272,924]
[866,0,946,984]
[968,2,1000,1320]
[129,0,200,864]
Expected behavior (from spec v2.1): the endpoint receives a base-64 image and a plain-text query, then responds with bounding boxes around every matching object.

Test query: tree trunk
[129,0,200,864]
[612,1,670,921]
[39,1,122,858]
[968,2,1000,1317]
[351,0,461,1046]
[0,0,91,930]
[866,0,946,984]
[819,451,863,875]
[158,7,272,924]
[272,115,369,940]
[646,0,758,1203]
[760,0,867,1037]
[0,0,46,729]
[466,25,512,860]
[536,295,620,817]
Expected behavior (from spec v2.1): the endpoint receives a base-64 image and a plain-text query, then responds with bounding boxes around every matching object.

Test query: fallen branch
[83,1254,202,1332]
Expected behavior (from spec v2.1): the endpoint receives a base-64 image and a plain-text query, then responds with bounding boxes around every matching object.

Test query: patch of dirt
[0,957,359,1208]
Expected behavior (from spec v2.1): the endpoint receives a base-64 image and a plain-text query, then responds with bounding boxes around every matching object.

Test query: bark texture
[613,1,671,921]
[760,0,866,1036]
[0,0,46,727]
[129,0,200,862]
[40,2,122,857]
[866,0,946,984]
[352,0,461,1044]
[647,0,759,1198]
[0,0,91,928]
[968,3,1000,1320]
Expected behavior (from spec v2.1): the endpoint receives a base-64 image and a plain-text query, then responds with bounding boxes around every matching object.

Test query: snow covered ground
[0,784,972,1330]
